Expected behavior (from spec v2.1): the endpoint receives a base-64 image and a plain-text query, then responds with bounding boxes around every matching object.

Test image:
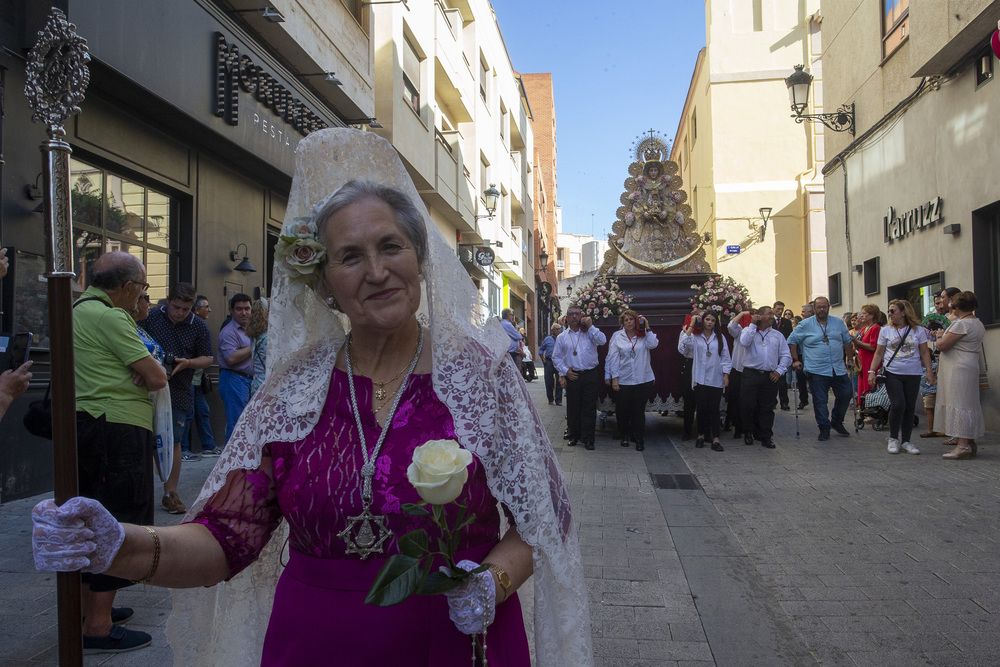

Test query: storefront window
[882,0,909,59]
[70,159,176,303]
[888,272,943,322]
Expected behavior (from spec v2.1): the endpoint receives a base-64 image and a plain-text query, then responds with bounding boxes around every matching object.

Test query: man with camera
[552,305,607,450]
[139,282,213,515]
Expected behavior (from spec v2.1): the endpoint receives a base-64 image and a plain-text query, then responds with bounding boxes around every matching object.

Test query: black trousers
[565,367,601,444]
[724,370,743,432]
[694,384,723,439]
[885,371,921,442]
[680,358,696,436]
[741,368,779,442]
[618,381,653,443]
[543,360,562,403]
[777,374,790,408]
[77,411,154,592]
[796,369,809,405]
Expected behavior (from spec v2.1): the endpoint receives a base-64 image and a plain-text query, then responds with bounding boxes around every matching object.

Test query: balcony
[434,4,473,123]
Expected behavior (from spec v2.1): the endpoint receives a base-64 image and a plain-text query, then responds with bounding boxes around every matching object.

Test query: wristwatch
[484,562,512,600]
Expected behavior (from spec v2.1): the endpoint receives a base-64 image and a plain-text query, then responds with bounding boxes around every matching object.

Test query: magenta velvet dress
[190,369,531,666]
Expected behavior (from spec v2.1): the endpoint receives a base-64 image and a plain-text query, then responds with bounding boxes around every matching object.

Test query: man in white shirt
[739,306,792,449]
[552,305,608,450]
[725,311,751,439]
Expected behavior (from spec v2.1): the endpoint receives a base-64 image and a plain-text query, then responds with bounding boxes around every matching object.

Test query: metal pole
[25,9,91,667]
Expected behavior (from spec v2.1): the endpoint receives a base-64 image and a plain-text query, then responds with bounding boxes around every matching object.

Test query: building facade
[671,0,827,308]
[820,0,1000,428]
[370,0,536,331]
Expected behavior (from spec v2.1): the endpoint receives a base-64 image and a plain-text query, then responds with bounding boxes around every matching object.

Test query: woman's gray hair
[314,179,428,266]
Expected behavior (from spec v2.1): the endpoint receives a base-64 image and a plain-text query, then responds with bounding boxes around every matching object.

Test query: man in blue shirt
[787,296,855,441]
[501,308,523,371]
[539,322,563,405]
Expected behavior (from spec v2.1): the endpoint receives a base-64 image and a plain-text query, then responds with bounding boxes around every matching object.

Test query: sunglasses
[139,294,151,302]
[132,280,150,291]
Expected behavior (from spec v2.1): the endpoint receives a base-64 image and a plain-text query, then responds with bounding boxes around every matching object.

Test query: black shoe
[744,433,754,446]
[797,401,808,410]
[563,431,572,440]
[83,607,134,626]
[733,429,743,440]
[818,431,830,441]
[761,440,776,449]
[635,441,645,451]
[584,442,595,451]
[555,402,561,406]
[695,437,705,448]
[780,404,790,411]
[831,423,850,437]
[567,440,579,447]
[83,625,151,654]
[711,441,724,452]
[620,439,630,448]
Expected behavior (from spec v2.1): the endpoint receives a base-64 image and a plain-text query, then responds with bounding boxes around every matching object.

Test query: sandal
[919,431,945,438]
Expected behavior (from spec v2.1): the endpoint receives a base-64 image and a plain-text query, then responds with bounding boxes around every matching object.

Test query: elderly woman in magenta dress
[32,129,593,666]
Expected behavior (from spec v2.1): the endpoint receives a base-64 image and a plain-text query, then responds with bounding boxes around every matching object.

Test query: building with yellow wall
[671,0,827,309]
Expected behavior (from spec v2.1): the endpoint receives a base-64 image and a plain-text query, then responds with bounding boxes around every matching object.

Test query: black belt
[744,367,776,374]
[221,368,252,380]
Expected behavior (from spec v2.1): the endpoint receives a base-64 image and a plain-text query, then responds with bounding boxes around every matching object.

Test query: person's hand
[769,371,780,383]
[441,560,496,635]
[723,375,730,389]
[638,316,647,330]
[751,313,761,325]
[926,370,936,386]
[612,378,620,391]
[0,247,8,280]
[792,361,803,371]
[32,497,125,573]
[581,316,593,329]
[565,369,579,382]
[131,369,147,387]
[559,376,567,389]
[0,361,32,402]
[169,357,191,378]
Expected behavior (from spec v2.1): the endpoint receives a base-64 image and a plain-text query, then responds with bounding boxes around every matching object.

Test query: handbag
[201,371,214,393]
[980,349,990,391]
[873,326,910,388]
[22,296,110,440]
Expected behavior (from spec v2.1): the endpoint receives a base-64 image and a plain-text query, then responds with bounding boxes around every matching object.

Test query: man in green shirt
[74,251,167,654]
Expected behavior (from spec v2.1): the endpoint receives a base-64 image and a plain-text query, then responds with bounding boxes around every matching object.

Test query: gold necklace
[348,330,420,402]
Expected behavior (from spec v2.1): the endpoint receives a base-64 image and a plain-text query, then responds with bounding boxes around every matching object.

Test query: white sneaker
[887,438,900,454]
[902,441,920,455]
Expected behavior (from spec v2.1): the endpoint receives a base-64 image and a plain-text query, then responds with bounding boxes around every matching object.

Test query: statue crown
[643,147,662,162]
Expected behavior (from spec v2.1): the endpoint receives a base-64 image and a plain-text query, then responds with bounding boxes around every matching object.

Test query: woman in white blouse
[607,309,659,451]
[678,311,732,451]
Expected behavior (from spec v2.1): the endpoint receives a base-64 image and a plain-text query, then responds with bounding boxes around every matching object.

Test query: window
[70,158,177,302]
[828,273,842,307]
[402,34,421,115]
[480,57,489,104]
[752,0,763,32]
[887,272,944,322]
[340,0,363,24]
[977,45,994,88]
[691,110,698,142]
[499,100,507,143]
[882,0,909,59]
[487,281,501,318]
[480,156,489,202]
[863,256,881,296]
[972,200,1000,324]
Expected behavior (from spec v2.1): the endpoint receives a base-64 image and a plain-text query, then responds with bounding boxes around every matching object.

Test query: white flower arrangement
[570,274,633,320]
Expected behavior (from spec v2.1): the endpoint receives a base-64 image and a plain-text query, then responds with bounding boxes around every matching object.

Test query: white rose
[406,440,473,505]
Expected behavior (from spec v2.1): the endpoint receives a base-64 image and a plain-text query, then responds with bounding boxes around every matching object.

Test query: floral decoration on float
[689,275,753,320]
[569,274,634,321]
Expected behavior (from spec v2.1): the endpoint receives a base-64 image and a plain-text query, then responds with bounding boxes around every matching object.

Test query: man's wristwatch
[484,562,511,601]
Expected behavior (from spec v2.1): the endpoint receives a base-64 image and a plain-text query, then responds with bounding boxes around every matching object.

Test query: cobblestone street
[1,376,998,665]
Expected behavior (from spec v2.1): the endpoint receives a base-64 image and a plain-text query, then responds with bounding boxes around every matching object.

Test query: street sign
[475,247,495,266]
[726,245,741,255]
[539,281,552,297]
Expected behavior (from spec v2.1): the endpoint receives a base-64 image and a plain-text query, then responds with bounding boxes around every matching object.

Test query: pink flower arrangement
[570,274,633,319]
[689,275,753,319]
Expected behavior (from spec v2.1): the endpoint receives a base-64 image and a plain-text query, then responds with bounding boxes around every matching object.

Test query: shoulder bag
[873,326,910,389]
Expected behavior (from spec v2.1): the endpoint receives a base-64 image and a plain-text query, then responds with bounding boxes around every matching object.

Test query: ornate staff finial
[24,8,91,136]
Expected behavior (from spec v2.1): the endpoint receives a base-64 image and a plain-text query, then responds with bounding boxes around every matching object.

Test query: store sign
[539,282,552,297]
[476,247,495,266]
[726,245,741,255]
[214,33,329,138]
[883,196,943,244]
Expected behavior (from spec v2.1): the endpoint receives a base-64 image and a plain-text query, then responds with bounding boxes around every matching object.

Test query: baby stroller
[856,384,890,430]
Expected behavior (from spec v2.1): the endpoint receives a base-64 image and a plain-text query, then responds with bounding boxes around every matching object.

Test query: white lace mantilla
[167,129,593,666]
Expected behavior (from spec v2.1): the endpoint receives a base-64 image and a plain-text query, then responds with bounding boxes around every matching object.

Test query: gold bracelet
[132,526,160,585]
[483,562,512,602]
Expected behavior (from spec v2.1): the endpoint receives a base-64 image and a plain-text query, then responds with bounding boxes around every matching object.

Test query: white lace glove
[442,559,496,635]
[32,497,125,573]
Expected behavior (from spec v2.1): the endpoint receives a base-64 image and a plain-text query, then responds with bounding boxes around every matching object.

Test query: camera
[164,353,176,370]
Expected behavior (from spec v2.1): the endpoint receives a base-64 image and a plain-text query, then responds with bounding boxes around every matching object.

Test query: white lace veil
[166,129,593,666]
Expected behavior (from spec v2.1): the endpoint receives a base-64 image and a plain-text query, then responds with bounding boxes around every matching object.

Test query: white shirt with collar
[606,328,659,385]
[552,325,607,375]
[727,319,747,372]
[678,330,731,388]
[739,323,792,375]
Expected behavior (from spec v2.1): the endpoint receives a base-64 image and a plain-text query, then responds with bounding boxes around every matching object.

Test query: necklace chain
[349,346,413,401]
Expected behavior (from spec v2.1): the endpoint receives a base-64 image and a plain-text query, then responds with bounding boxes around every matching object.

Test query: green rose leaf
[364,555,424,607]
[401,502,431,516]
[420,571,462,596]
[397,529,429,558]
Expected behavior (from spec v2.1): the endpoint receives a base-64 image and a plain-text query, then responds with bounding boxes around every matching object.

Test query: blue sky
[492,1,707,237]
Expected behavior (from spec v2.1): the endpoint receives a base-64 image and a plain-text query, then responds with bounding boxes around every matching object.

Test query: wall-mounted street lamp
[344,117,383,128]
[229,6,285,22]
[538,249,549,270]
[476,184,501,220]
[301,72,343,86]
[759,207,772,242]
[230,243,257,275]
[785,65,855,136]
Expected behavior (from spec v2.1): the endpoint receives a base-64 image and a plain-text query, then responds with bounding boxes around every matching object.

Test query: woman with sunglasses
[867,300,934,455]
